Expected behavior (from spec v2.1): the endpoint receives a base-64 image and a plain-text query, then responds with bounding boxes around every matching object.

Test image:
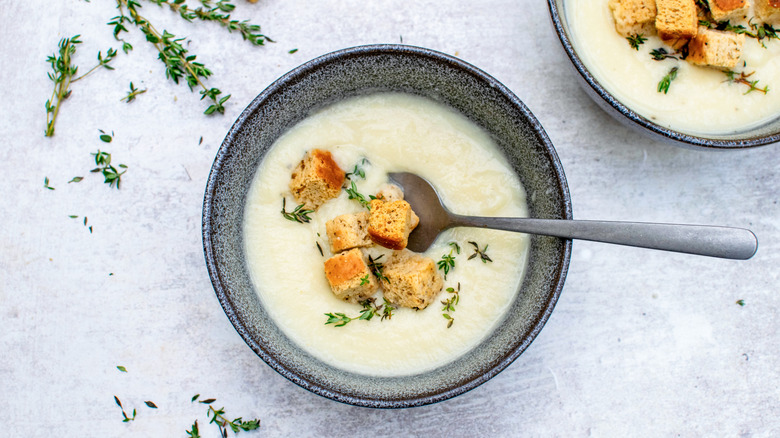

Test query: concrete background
[1,0,778,436]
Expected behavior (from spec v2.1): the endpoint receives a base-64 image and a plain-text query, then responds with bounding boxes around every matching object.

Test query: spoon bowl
[390,172,758,260]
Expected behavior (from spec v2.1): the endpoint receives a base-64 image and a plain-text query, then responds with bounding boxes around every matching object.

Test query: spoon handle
[448,215,758,260]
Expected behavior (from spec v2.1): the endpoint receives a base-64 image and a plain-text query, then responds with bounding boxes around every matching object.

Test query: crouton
[382,250,443,310]
[368,199,414,250]
[687,26,744,69]
[375,183,419,230]
[755,0,780,23]
[323,248,378,303]
[289,149,345,210]
[325,212,372,253]
[706,0,749,21]
[608,0,658,37]
[656,0,699,47]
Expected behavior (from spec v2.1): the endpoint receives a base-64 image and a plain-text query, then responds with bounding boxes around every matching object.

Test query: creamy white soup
[243,93,530,377]
[566,0,780,135]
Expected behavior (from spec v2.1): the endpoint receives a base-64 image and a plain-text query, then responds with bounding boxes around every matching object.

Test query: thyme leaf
[657,67,678,94]
[91,150,128,189]
[441,282,461,328]
[44,177,55,190]
[345,158,369,180]
[467,241,493,263]
[626,34,647,50]
[650,48,678,61]
[280,198,313,223]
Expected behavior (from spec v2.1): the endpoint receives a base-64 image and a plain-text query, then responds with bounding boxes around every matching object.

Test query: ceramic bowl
[547,0,780,149]
[202,44,572,408]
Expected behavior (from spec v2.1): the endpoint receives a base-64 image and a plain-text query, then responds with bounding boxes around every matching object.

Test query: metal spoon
[388,172,758,260]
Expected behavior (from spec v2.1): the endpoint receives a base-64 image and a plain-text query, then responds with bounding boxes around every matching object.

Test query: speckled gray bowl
[548,0,780,149]
[202,45,572,408]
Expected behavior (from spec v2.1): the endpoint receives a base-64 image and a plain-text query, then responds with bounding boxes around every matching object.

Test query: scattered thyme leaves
[650,48,678,61]
[467,241,493,263]
[91,150,128,189]
[657,67,678,94]
[626,34,647,50]
[99,129,114,143]
[724,70,769,94]
[114,396,136,422]
[44,177,55,190]
[186,420,201,438]
[345,180,375,209]
[69,176,84,183]
[281,198,313,223]
[45,35,116,136]
[116,365,127,372]
[144,401,158,409]
[368,254,389,283]
[736,299,745,306]
[288,48,298,54]
[325,298,392,327]
[205,403,261,435]
[121,81,147,102]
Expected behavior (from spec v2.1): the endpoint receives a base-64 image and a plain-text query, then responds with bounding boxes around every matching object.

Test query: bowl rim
[202,43,573,408]
[547,0,780,149]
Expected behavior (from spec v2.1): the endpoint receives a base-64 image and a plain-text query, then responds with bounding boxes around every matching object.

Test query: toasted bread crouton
[706,0,750,21]
[323,248,378,303]
[326,212,372,253]
[382,250,443,309]
[755,0,780,23]
[687,26,745,69]
[608,0,658,37]
[375,184,419,230]
[368,199,415,250]
[656,0,699,47]
[289,149,345,210]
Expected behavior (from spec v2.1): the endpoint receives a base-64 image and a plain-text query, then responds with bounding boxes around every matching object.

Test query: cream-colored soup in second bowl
[243,92,530,377]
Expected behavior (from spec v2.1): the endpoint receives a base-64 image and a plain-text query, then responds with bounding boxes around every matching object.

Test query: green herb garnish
[626,34,647,50]
[193,395,260,435]
[91,150,128,189]
[45,35,116,137]
[650,48,678,61]
[345,180,375,209]
[281,198,313,223]
[437,242,460,279]
[724,70,769,94]
[468,241,493,263]
[114,396,136,422]
[441,282,461,328]
[657,67,679,94]
[367,254,389,283]
[325,298,392,327]
[345,158,369,180]
[121,82,147,102]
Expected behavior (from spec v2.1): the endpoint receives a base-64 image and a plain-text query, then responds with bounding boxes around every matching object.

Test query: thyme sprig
[724,70,769,94]
[699,18,780,48]
[281,198,314,223]
[345,158,370,180]
[468,241,493,263]
[657,67,679,94]
[91,150,128,189]
[345,180,375,209]
[149,0,271,46]
[112,0,231,114]
[650,48,678,61]
[44,177,55,191]
[44,35,117,136]
[193,395,260,436]
[441,282,461,328]
[121,82,147,102]
[325,298,393,327]
[626,34,647,50]
[437,242,460,279]
[368,254,389,283]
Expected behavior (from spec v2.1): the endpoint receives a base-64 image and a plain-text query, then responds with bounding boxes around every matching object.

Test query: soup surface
[243,93,530,377]
[566,0,780,135]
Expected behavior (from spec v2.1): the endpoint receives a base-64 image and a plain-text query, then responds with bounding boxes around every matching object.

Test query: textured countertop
[2,0,778,436]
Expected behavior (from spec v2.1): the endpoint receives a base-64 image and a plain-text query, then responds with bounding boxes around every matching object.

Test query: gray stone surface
[1,0,778,436]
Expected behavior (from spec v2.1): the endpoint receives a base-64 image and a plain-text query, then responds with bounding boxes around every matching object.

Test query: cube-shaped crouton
[289,149,345,210]
[755,0,780,23]
[323,249,378,303]
[368,199,414,250]
[375,184,419,230]
[687,27,744,69]
[382,250,443,309]
[656,0,698,46]
[325,212,372,253]
[608,0,658,37]
[706,0,749,21]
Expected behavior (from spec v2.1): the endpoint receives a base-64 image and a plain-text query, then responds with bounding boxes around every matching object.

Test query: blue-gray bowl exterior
[202,45,573,408]
[548,0,780,149]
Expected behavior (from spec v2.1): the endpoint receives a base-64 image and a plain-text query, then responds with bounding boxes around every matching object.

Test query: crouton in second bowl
[202,45,571,408]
